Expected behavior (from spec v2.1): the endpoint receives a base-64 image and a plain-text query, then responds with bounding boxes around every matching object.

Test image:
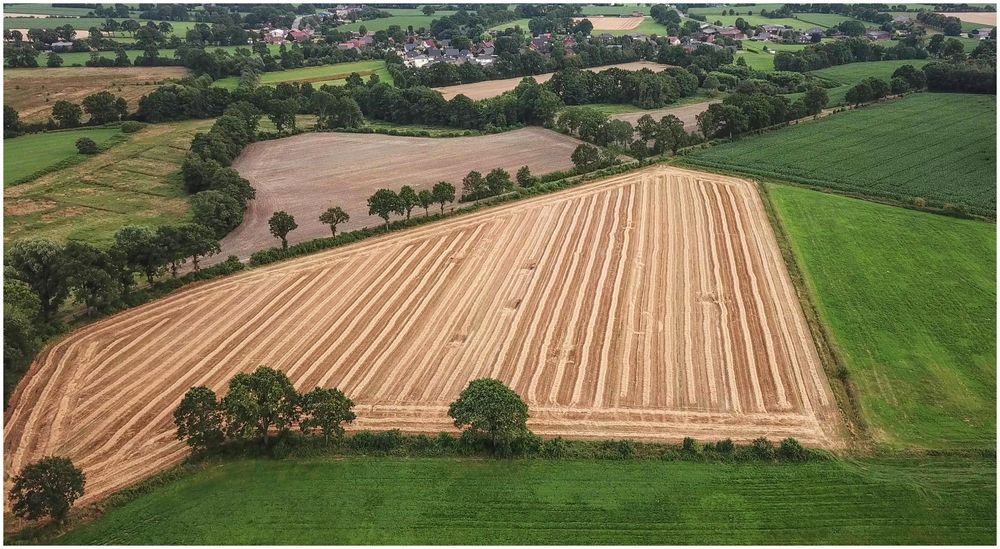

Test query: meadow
[334,14,439,33]
[3,127,122,185]
[579,4,651,16]
[213,60,390,89]
[769,185,996,448]
[57,456,996,544]
[685,93,997,214]
[737,41,813,71]
[4,119,211,246]
[3,16,197,36]
[6,44,282,67]
[807,59,933,105]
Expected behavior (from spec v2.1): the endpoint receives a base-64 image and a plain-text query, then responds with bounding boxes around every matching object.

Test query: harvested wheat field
[573,16,645,30]
[611,99,721,132]
[940,11,996,26]
[433,61,669,100]
[221,127,585,261]
[4,66,189,123]
[5,166,842,504]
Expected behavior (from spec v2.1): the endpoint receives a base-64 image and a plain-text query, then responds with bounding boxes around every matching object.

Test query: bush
[778,437,809,461]
[541,437,570,458]
[715,438,735,454]
[349,429,404,454]
[75,137,99,154]
[750,437,775,460]
[120,120,145,133]
[911,197,927,208]
[682,436,700,454]
[598,439,635,460]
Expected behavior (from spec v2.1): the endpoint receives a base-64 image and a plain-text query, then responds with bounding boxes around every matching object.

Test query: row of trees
[547,66,700,109]
[367,182,457,229]
[696,80,829,140]
[774,36,929,72]
[4,92,128,138]
[6,226,221,322]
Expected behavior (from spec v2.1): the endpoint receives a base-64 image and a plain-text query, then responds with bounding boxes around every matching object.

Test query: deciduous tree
[52,100,82,128]
[174,386,225,452]
[448,378,529,454]
[417,189,434,215]
[10,457,85,524]
[367,188,402,231]
[319,206,350,236]
[268,211,297,249]
[300,387,356,443]
[222,366,300,447]
[5,239,70,321]
[398,185,418,220]
[432,181,455,214]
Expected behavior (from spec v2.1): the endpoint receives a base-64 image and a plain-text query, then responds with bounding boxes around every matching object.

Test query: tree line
[7,370,817,526]
[774,36,930,73]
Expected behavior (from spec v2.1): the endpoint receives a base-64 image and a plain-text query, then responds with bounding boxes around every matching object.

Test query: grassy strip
[46,454,998,545]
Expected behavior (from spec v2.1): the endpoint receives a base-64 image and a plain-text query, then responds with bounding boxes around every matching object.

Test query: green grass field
[3,16,196,36]
[334,14,438,33]
[56,456,996,544]
[489,17,531,32]
[212,60,390,90]
[686,93,997,214]
[580,4,650,16]
[4,119,211,247]
[3,127,122,185]
[806,59,933,105]
[4,4,97,16]
[737,41,814,71]
[770,185,996,448]
[687,4,786,17]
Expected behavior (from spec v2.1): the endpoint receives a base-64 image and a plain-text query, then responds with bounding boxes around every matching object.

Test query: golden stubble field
[4,166,842,504]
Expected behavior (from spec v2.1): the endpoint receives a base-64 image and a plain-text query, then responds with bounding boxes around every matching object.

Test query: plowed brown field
[220,128,586,262]
[433,61,669,100]
[4,166,842,504]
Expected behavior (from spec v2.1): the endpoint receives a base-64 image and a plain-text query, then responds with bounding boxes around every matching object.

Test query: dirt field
[4,66,188,123]
[939,11,996,26]
[4,166,842,504]
[572,16,645,30]
[611,99,721,132]
[220,127,585,261]
[433,61,670,100]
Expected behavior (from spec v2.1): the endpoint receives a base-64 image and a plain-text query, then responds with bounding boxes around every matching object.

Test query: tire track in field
[4,166,844,505]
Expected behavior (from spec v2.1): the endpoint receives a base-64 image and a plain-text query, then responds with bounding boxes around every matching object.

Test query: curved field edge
[4,166,843,504]
[54,456,997,545]
[767,184,996,449]
[681,93,997,216]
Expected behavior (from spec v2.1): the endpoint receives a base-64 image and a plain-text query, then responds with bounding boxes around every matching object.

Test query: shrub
[349,429,404,454]
[716,438,735,454]
[598,439,635,460]
[778,437,809,461]
[541,437,570,458]
[120,120,145,133]
[911,197,927,208]
[750,437,775,460]
[75,137,99,154]
[682,436,700,454]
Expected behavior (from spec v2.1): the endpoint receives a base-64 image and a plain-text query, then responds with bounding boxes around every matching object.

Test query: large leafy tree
[300,387,356,443]
[113,225,164,284]
[448,378,529,453]
[367,188,403,231]
[174,386,225,452]
[63,241,119,316]
[222,366,300,447]
[51,101,82,128]
[417,190,434,216]
[82,91,127,124]
[10,457,85,524]
[268,211,297,250]
[5,239,71,322]
[398,185,418,220]
[432,181,455,214]
[319,206,350,236]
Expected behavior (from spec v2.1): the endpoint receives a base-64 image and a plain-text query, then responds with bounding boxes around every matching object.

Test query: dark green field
[769,184,996,449]
[686,93,997,215]
[57,456,996,545]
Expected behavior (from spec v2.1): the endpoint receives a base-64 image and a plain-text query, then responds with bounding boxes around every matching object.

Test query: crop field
[222,127,585,260]
[769,185,996,448]
[572,16,644,30]
[609,99,720,132]
[57,456,996,544]
[685,93,997,214]
[433,61,669,100]
[212,60,390,90]
[4,119,210,247]
[4,166,842,503]
[3,126,121,185]
[4,66,189,123]
[944,11,997,26]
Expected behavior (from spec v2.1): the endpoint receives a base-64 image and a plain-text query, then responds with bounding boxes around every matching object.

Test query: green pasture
[579,4,651,16]
[4,119,210,247]
[212,60,390,90]
[686,93,996,214]
[4,4,97,16]
[334,14,438,33]
[489,18,531,32]
[770,185,996,448]
[807,59,933,105]
[25,44,282,67]
[737,41,814,71]
[3,16,197,36]
[3,126,122,185]
[57,456,996,544]
[687,4,786,17]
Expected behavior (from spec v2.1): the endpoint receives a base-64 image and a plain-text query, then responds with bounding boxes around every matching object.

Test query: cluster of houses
[264,27,314,45]
[399,38,499,68]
